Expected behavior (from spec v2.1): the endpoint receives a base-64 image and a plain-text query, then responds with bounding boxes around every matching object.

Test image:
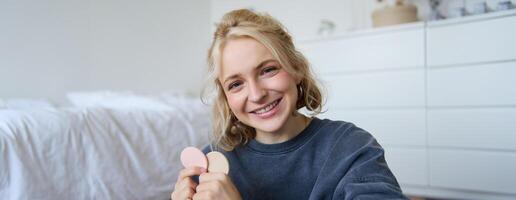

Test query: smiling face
[219,37,301,141]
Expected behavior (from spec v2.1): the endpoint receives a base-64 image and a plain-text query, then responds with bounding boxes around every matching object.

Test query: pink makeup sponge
[180,147,208,169]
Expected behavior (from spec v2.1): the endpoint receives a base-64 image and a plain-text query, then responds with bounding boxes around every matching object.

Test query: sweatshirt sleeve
[332,126,408,200]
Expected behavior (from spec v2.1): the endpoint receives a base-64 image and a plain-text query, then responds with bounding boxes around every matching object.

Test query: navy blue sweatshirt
[203,118,407,200]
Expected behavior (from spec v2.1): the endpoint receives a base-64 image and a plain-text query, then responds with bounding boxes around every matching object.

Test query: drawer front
[384,147,427,186]
[323,70,425,108]
[427,62,516,106]
[323,109,426,146]
[428,108,516,151]
[427,15,516,67]
[298,28,424,74]
[429,149,516,194]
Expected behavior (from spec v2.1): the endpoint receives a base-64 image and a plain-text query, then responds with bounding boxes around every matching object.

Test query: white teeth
[254,99,279,114]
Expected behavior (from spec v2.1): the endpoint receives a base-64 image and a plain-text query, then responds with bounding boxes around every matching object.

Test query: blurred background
[1,0,516,199]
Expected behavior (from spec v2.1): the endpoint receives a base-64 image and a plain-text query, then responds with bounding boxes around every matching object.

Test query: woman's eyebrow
[255,59,277,69]
[222,59,278,84]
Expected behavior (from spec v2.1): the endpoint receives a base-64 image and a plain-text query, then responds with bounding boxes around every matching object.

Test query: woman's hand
[171,167,206,200]
[193,172,241,200]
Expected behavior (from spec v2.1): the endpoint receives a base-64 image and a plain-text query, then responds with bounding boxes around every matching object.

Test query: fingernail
[200,168,207,173]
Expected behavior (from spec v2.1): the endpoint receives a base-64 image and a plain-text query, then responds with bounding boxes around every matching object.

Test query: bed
[0,92,211,199]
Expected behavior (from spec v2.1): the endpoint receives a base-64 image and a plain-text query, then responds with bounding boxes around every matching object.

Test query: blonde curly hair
[203,9,323,151]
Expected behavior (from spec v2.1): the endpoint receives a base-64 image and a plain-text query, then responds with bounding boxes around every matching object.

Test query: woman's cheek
[272,71,295,91]
[227,94,245,112]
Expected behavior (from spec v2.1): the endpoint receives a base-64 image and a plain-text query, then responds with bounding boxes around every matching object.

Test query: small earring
[296,84,305,109]
[297,84,304,98]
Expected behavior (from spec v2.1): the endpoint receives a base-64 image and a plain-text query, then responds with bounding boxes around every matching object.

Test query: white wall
[210,0,431,41]
[210,0,372,41]
[0,0,211,104]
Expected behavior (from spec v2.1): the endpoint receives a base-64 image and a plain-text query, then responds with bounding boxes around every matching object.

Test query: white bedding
[0,104,210,199]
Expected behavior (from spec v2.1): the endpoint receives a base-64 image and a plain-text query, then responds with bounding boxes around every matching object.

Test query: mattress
[0,104,210,199]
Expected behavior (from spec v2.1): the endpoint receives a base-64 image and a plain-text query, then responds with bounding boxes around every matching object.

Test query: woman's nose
[248,81,266,103]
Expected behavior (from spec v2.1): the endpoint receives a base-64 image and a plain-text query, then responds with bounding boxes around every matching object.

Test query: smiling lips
[250,98,282,119]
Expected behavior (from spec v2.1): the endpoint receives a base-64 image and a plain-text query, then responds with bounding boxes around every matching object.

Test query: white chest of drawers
[298,9,516,200]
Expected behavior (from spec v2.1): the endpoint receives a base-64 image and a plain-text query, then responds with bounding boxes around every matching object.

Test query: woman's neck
[254,113,311,144]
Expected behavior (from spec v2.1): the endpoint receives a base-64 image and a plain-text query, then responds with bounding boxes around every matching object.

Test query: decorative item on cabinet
[465,0,488,15]
[372,0,418,27]
[495,0,514,11]
[317,19,336,36]
[445,0,466,18]
[488,0,515,11]
[428,0,446,21]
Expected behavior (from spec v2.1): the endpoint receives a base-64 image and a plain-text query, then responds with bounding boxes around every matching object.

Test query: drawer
[298,28,424,74]
[429,149,516,194]
[427,62,516,106]
[324,109,426,146]
[427,15,516,67]
[428,108,516,151]
[384,147,427,186]
[323,69,425,108]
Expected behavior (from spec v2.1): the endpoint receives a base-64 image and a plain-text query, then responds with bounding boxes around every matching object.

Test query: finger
[177,177,198,192]
[192,191,209,200]
[195,180,216,193]
[173,186,196,200]
[198,172,227,184]
[176,167,206,185]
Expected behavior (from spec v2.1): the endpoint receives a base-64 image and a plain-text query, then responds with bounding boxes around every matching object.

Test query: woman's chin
[252,117,287,135]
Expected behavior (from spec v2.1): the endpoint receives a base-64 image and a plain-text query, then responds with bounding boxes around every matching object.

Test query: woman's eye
[261,66,278,75]
[228,81,242,90]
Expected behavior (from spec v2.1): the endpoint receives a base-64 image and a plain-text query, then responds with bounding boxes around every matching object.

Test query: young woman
[171,9,407,200]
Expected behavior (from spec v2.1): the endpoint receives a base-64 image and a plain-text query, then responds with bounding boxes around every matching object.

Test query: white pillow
[66,91,174,110]
[158,94,210,120]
